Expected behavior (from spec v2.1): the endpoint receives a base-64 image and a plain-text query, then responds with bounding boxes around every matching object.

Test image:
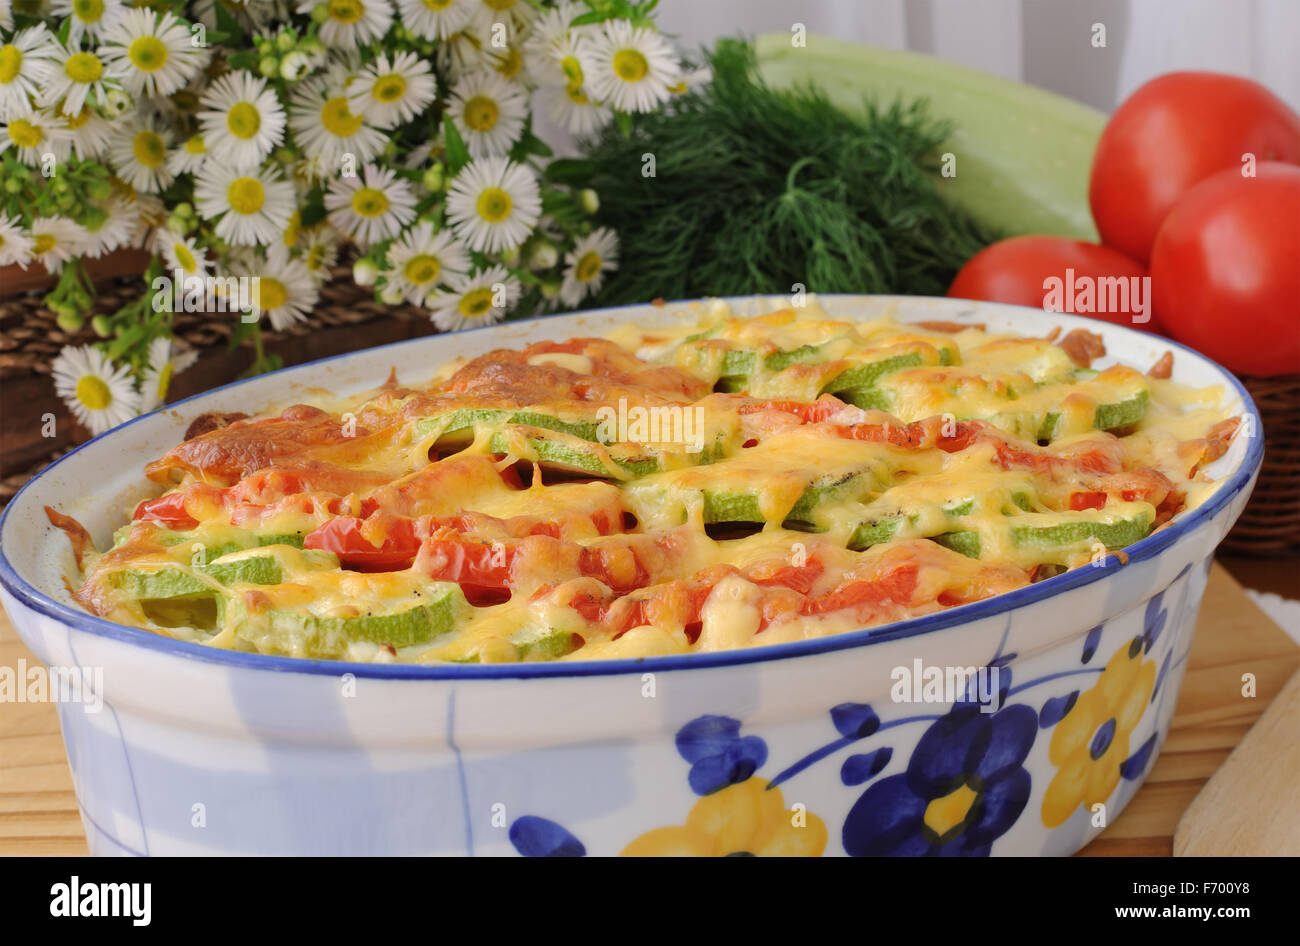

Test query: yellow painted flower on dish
[1041,638,1155,828]
[621,777,826,857]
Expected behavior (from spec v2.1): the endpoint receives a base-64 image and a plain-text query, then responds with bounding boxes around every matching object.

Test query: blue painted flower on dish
[509,815,586,857]
[842,701,1037,856]
[675,713,768,795]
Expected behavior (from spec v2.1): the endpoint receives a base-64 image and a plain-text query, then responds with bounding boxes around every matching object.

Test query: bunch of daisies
[0,1,680,435]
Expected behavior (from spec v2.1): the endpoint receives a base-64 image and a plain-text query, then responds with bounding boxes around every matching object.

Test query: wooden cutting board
[1,563,1296,856]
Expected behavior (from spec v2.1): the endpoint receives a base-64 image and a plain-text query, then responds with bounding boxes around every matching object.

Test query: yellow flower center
[373,74,406,103]
[227,176,266,215]
[132,130,166,168]
[457,287,495,318]
[923,782,979,841]
[483,0,514,10]
[320,96,363,137]
[402,254,440,285]
[612,48,649,83]
[64,52,103,83]
[256,277,288,311]
[565,85,590,106]
[423,0,453,8]
[475,186,511,223]
[128,36,169,74]
[153,360,173,401]
[351,186,389,218]
[226,102,261,139]
[9,119,44,149]
[463,95,498,132]
[184,133,205,154]
[494,47,523,79]
[575,251,602,283]
[74,0,104,23]
[284,211,301,247]
[65,105,92,129]
[306,243,328,269]
[560,55,583,87]
[0,46,22,85]
[172,241,197,273]
[32,233,56,254]
[76,375,112,411]
[328,0,364,24]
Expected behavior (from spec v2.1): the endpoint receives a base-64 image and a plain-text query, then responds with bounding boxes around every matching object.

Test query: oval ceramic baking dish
[0,296,1263,856]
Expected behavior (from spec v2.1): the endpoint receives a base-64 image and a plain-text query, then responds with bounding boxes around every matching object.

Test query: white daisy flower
[437,30,493,83]
[297,0,393,51]
[61,102,113,160]
[154,228,211,280]
[299,225,341,282]
[49,0,127,45]
[194,164,296,247]
[324,163,416,247]
[0,0,10,31]
[470,0,534,43]
[100,9,207,99]
[447,69,527,158]
[523,1,588,85]
[395,0,473,41]
[43,45,115,117]
[289,73,385,171]
[166,132,207,175]
[580,20,680,114]
[116,187,165,248]
[445,155,540,255]
[348,51,435,129]
[79,196,137,257]
[198,71,286,172]
[29,216,88,274]
[427,265,519,332]
[560,227,618,307]
[106,113,174,194]
[385,222,470,305]
[540,80,611,137]
[235,244,320,331]
[0,26,60,122]
[52,344,140,434]
[0,212,34,269]
[0,111,73,166]
[137,336,197,414]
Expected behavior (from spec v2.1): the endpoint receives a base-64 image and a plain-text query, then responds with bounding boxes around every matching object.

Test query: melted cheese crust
[68,303,1240,663]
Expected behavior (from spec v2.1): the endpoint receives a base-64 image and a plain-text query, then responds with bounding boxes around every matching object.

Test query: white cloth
[655,0,1300,112]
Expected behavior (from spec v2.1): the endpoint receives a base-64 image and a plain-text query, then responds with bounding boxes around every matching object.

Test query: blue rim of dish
[0,296,1265,680]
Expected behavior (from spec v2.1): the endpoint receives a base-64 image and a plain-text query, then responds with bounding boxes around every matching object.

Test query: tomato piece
[1069,491,1108,511]
[133,493,199,530]
[1090,72,1300,263]
[304,516,422,571]
[948,235,1156,331]
[803,563,919,617]
[739,396,845,423]
[418,539,517,592]
[1151,163,1300,376]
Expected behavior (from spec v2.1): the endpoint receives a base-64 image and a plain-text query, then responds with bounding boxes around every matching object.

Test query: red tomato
[1090,72,1300,263]
[948,236,1157,331]
[133,493,199,530]
[1150,162,1300,377]
[304,516,421,571]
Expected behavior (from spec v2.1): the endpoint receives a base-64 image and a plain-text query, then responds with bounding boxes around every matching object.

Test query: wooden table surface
[1,562,1296,857]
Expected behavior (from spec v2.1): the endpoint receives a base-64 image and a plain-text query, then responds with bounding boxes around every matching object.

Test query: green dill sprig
[549,38,993,305]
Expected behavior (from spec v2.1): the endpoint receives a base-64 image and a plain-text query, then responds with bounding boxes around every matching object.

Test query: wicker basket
[1218,374,1300,556]
[0,252,437,503]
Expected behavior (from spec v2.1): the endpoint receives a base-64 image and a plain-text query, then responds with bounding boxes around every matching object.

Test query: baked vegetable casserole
[51,303,1240,663]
